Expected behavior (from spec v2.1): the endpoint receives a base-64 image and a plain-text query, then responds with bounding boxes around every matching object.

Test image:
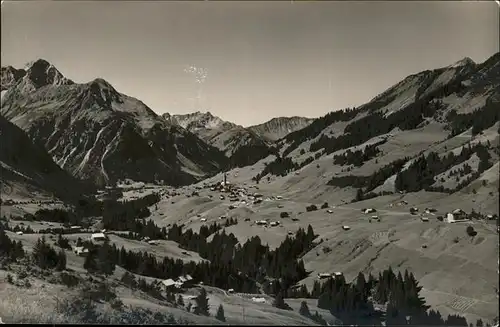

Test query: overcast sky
[1,1,498,126]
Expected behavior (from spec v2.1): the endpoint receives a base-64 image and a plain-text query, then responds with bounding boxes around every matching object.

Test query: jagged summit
[16,58,74,91]
[0,66,26,91]
[168,111,235,130]
[23,58,51,71]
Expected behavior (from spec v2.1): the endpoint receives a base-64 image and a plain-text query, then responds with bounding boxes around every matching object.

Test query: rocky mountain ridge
[161,111,312,155]
[1,59,228,188]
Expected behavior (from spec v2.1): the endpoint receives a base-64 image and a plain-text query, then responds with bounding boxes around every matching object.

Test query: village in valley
[1,1,499,324]
[2,161,499,325]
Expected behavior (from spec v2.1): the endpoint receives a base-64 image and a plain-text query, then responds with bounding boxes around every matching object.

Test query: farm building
[160,275,195,290]
[161,279,179,290]
[91,233,106,242]
[451,209,468,220]
[177,274,194,284]
[252,297,267,303]
[446,213,469,223]
[318,273,332,279]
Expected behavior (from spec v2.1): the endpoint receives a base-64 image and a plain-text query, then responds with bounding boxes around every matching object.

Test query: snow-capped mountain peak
[448,57,476,69]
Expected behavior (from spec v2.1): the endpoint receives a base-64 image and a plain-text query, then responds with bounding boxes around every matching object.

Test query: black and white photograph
[1,0,499,325]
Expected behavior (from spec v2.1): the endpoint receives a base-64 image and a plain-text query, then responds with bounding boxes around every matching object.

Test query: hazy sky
[1,1,498,126]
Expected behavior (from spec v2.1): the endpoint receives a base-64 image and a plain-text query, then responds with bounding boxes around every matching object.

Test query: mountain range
[1,53,499,325]
[0,60,313,193]
[1,53,499,203]
[162,111,313,155]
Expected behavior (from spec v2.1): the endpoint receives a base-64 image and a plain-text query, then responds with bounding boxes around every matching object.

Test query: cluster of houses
[159,274,194,290]
[362,204,492,225]
[72,231,108,256]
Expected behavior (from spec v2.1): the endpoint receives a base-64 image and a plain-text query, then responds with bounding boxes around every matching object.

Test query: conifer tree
[97,239,115,276]
[56,250,67,271]
[215,304,226,321]
[194,288,210,316]
[299,301,311,317]
[273,292,288,310]
[177,294,184,307]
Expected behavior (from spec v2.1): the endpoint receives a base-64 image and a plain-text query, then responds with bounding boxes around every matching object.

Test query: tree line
[229,142,278,169]
[333,141,384,167]
[447,98,499,137]
[396,142,493,193]
[166,224,318,292]
[282,108,359,157]
[279,266,476,326]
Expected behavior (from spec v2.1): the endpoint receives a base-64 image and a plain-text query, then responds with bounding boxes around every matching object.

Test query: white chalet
[91,233,106,242]
[318,273,332,279]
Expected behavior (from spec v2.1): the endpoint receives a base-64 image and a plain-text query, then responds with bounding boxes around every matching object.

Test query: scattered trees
[397,142,493,193]
[84,239,115,276]
[32,236,66,270]
[333,141,384,167]
[0,228,25,262]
